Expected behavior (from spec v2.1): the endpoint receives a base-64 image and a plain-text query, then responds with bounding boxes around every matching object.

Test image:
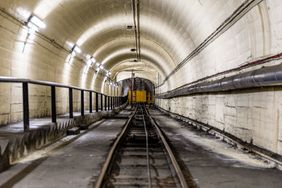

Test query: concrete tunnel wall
[0,11,120,124]
[156,0,282,155]
[0,0,281,157]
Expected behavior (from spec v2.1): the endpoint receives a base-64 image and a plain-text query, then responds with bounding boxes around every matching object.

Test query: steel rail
[141,107,152,188]
[145,108,189,188]
[94,109,137,188]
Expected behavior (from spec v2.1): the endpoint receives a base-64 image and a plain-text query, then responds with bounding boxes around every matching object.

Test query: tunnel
[0,0,282,187]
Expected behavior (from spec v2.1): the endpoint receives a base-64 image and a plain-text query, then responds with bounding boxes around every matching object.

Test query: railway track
[95,106,189,188]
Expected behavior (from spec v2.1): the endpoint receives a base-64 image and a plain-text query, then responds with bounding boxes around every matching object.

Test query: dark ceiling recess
[127,25,133,30]
[122,77,155,94]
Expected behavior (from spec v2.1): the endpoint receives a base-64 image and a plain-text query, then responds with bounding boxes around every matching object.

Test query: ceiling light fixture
[72,45,81,54]
[28,15,46,29]
[21,14,46,53]
[126,25,133,30]
[106,71,112,77]
[85,55,96,67]
[90,57,96,63]
[16,7,31,21]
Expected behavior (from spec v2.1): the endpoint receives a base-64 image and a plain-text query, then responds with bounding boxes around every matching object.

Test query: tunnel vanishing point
[0,0,282,187]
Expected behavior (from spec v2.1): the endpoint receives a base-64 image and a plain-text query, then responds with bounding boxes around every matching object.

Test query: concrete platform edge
[155,106,282,169]
[0,104,127,172]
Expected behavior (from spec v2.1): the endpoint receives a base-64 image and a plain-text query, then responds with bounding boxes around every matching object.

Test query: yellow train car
[128,90,154,104]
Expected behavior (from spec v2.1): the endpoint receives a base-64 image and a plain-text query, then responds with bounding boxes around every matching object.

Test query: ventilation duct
[156,63,282,99]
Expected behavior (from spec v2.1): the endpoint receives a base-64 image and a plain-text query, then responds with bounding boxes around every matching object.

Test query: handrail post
[100,94,103,111]
[51,86,57,123]
[110,97,113,110]
[108,96,110,110]
[22,82,29,131]
[69,88,73,118]
[107,96,109,110]
[81,90,84,116]
[105,95,107,111]
[89,91,92,113]
[96,92,98,112]
[111,96,113,109]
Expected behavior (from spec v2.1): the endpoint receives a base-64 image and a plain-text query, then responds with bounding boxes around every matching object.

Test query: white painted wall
[156,88,282,155]
[156,0,282,155]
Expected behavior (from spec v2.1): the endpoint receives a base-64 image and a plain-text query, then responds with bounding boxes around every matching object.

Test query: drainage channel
[94,105,189,188]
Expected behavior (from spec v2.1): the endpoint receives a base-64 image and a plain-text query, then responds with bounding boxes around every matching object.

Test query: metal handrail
[0,76,101,93]
[0,76,128,131]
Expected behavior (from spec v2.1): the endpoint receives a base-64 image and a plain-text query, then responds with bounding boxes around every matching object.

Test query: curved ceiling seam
[111,60,166,81]
[82,36,175,82]
[75,14,192,65]
[100,58,165,83]
[92,41,175,77]
[100,69,157,94]
[76,34,173,89]
[103,58,170,90]
[97,52,166,84]
[106,55,167,79]
[98,49,169,78]
[63,14,177,84]
[90,36,176,69]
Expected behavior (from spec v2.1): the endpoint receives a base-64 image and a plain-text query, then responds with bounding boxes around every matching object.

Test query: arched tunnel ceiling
[112,60,161,84]
[0,0,251,90]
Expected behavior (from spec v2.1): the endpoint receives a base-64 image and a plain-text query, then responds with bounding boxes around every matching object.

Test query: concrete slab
[66,127,80,135]
[0,108,122,134]
[0,110,99,134]
[150,109,282,188]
